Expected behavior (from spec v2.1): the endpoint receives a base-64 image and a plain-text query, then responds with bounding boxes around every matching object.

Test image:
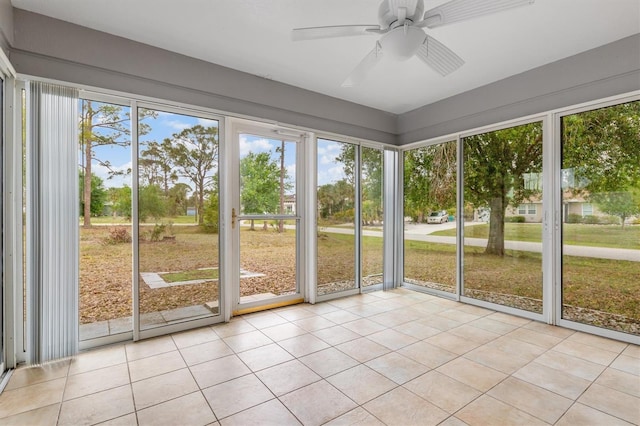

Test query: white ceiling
[11,0,640,114]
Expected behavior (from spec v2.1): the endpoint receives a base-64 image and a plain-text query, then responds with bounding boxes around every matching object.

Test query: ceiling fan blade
[342,42,383,87]
[421,0,534,28]
[415,35,464,76]
[292,25,381,41]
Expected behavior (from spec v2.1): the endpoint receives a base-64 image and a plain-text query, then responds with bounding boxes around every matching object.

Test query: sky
[83,101,349,195]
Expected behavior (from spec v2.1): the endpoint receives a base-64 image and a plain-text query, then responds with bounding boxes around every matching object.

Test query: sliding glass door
[78,97,133,343]
[136,105,222,336]
[403,140,457,296]
[461,121,544,314]
[316,138,357,296]
[559,100,640,337]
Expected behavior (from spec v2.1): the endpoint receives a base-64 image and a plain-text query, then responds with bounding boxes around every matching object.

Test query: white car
[427,210,448,224]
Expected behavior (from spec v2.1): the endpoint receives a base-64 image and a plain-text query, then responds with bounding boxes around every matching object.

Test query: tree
[202,192,219,234]
[463,123,543,255]
[404,142,456,223]
[109,186,132,220]
[317,180,355,221]
[79,101,155,227]
[166,183,192,217]
[240,152,282,230]
[166,125,218,225]
[562,102,640,195]
[139,184,167,222]
[591,189,640,228]
[335,144,384,225]
[79,172,107,217]
[139,139,177,194]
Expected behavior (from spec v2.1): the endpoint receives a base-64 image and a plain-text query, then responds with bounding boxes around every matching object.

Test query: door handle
[232,208,237,229]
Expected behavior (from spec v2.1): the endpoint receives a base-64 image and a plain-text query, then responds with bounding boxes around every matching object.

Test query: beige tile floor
[0,288,638,425]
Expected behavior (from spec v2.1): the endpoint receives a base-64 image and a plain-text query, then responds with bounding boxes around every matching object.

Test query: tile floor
[0,288,638,425]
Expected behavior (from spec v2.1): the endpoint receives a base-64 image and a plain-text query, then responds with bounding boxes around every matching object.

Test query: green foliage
[336,144,384,224]
[202,192,219,234]
[79,172,107,217]
[505,215,526,223]
[317,180,355,221]
[334,208,355,223]
[404,141,457,223]
[590,189,640,228]
[139,184,166,222]
[562,101,640,194]
[240,152,284,216]
[108,186,132,219]
[567,214,583,224]
[583,215,601,225]
[167,183,192,217]
[149,223,166,242]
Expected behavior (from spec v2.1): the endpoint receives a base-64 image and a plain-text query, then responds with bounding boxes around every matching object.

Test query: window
[581,203,593,216]
[518,204,536,215]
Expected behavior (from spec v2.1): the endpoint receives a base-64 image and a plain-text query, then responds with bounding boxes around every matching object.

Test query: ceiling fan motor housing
[378,0,425,28]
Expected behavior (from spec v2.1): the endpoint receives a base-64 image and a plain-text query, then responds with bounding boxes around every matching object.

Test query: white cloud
[317,165,346,186]
[165,120,191,131]
[239,136,274,156]
[286,163,296,185]
[197,118,218,127]
[90,160,132,188]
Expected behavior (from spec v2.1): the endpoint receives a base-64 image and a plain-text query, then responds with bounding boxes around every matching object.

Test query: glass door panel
[237,135,299,306]
[316,139,356,296]
[462,122,544,313]
[361,146,384,288]
[560,101,640,335]
[403,141,457,294]
[78,98,133,341]
[137,108,220,331]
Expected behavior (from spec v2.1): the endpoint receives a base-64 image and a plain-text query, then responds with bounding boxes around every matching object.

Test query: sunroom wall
[8,9,397,145]
[6,9,640,146]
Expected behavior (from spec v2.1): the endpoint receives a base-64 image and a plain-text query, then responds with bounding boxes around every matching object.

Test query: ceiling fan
[292,0,535,86]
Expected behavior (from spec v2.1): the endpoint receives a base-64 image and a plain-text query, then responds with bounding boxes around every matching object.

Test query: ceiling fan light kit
[292,0,535,86]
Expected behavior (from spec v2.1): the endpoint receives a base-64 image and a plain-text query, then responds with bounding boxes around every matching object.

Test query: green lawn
[432,223,640,250]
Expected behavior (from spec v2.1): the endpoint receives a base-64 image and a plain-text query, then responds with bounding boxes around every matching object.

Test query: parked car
[427,210,448,224]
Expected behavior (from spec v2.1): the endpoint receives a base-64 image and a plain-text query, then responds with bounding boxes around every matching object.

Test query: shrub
[506,215,526,223]
[583,215,600,224]
[600,215,620,225]
[103,227,131,245]
[202,194,219,234]
[566,214,583,224]
[149,223,166,242]
[334,208,355,223]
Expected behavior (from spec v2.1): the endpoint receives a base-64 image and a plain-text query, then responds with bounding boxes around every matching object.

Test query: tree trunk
[83,136,92,228]
[263,220,268,231]
[485,197,506,256]
[197,190,204,225]
[250,219,255,231]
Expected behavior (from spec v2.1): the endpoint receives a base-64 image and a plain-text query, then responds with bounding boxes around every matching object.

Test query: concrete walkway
[319,222,640,262]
